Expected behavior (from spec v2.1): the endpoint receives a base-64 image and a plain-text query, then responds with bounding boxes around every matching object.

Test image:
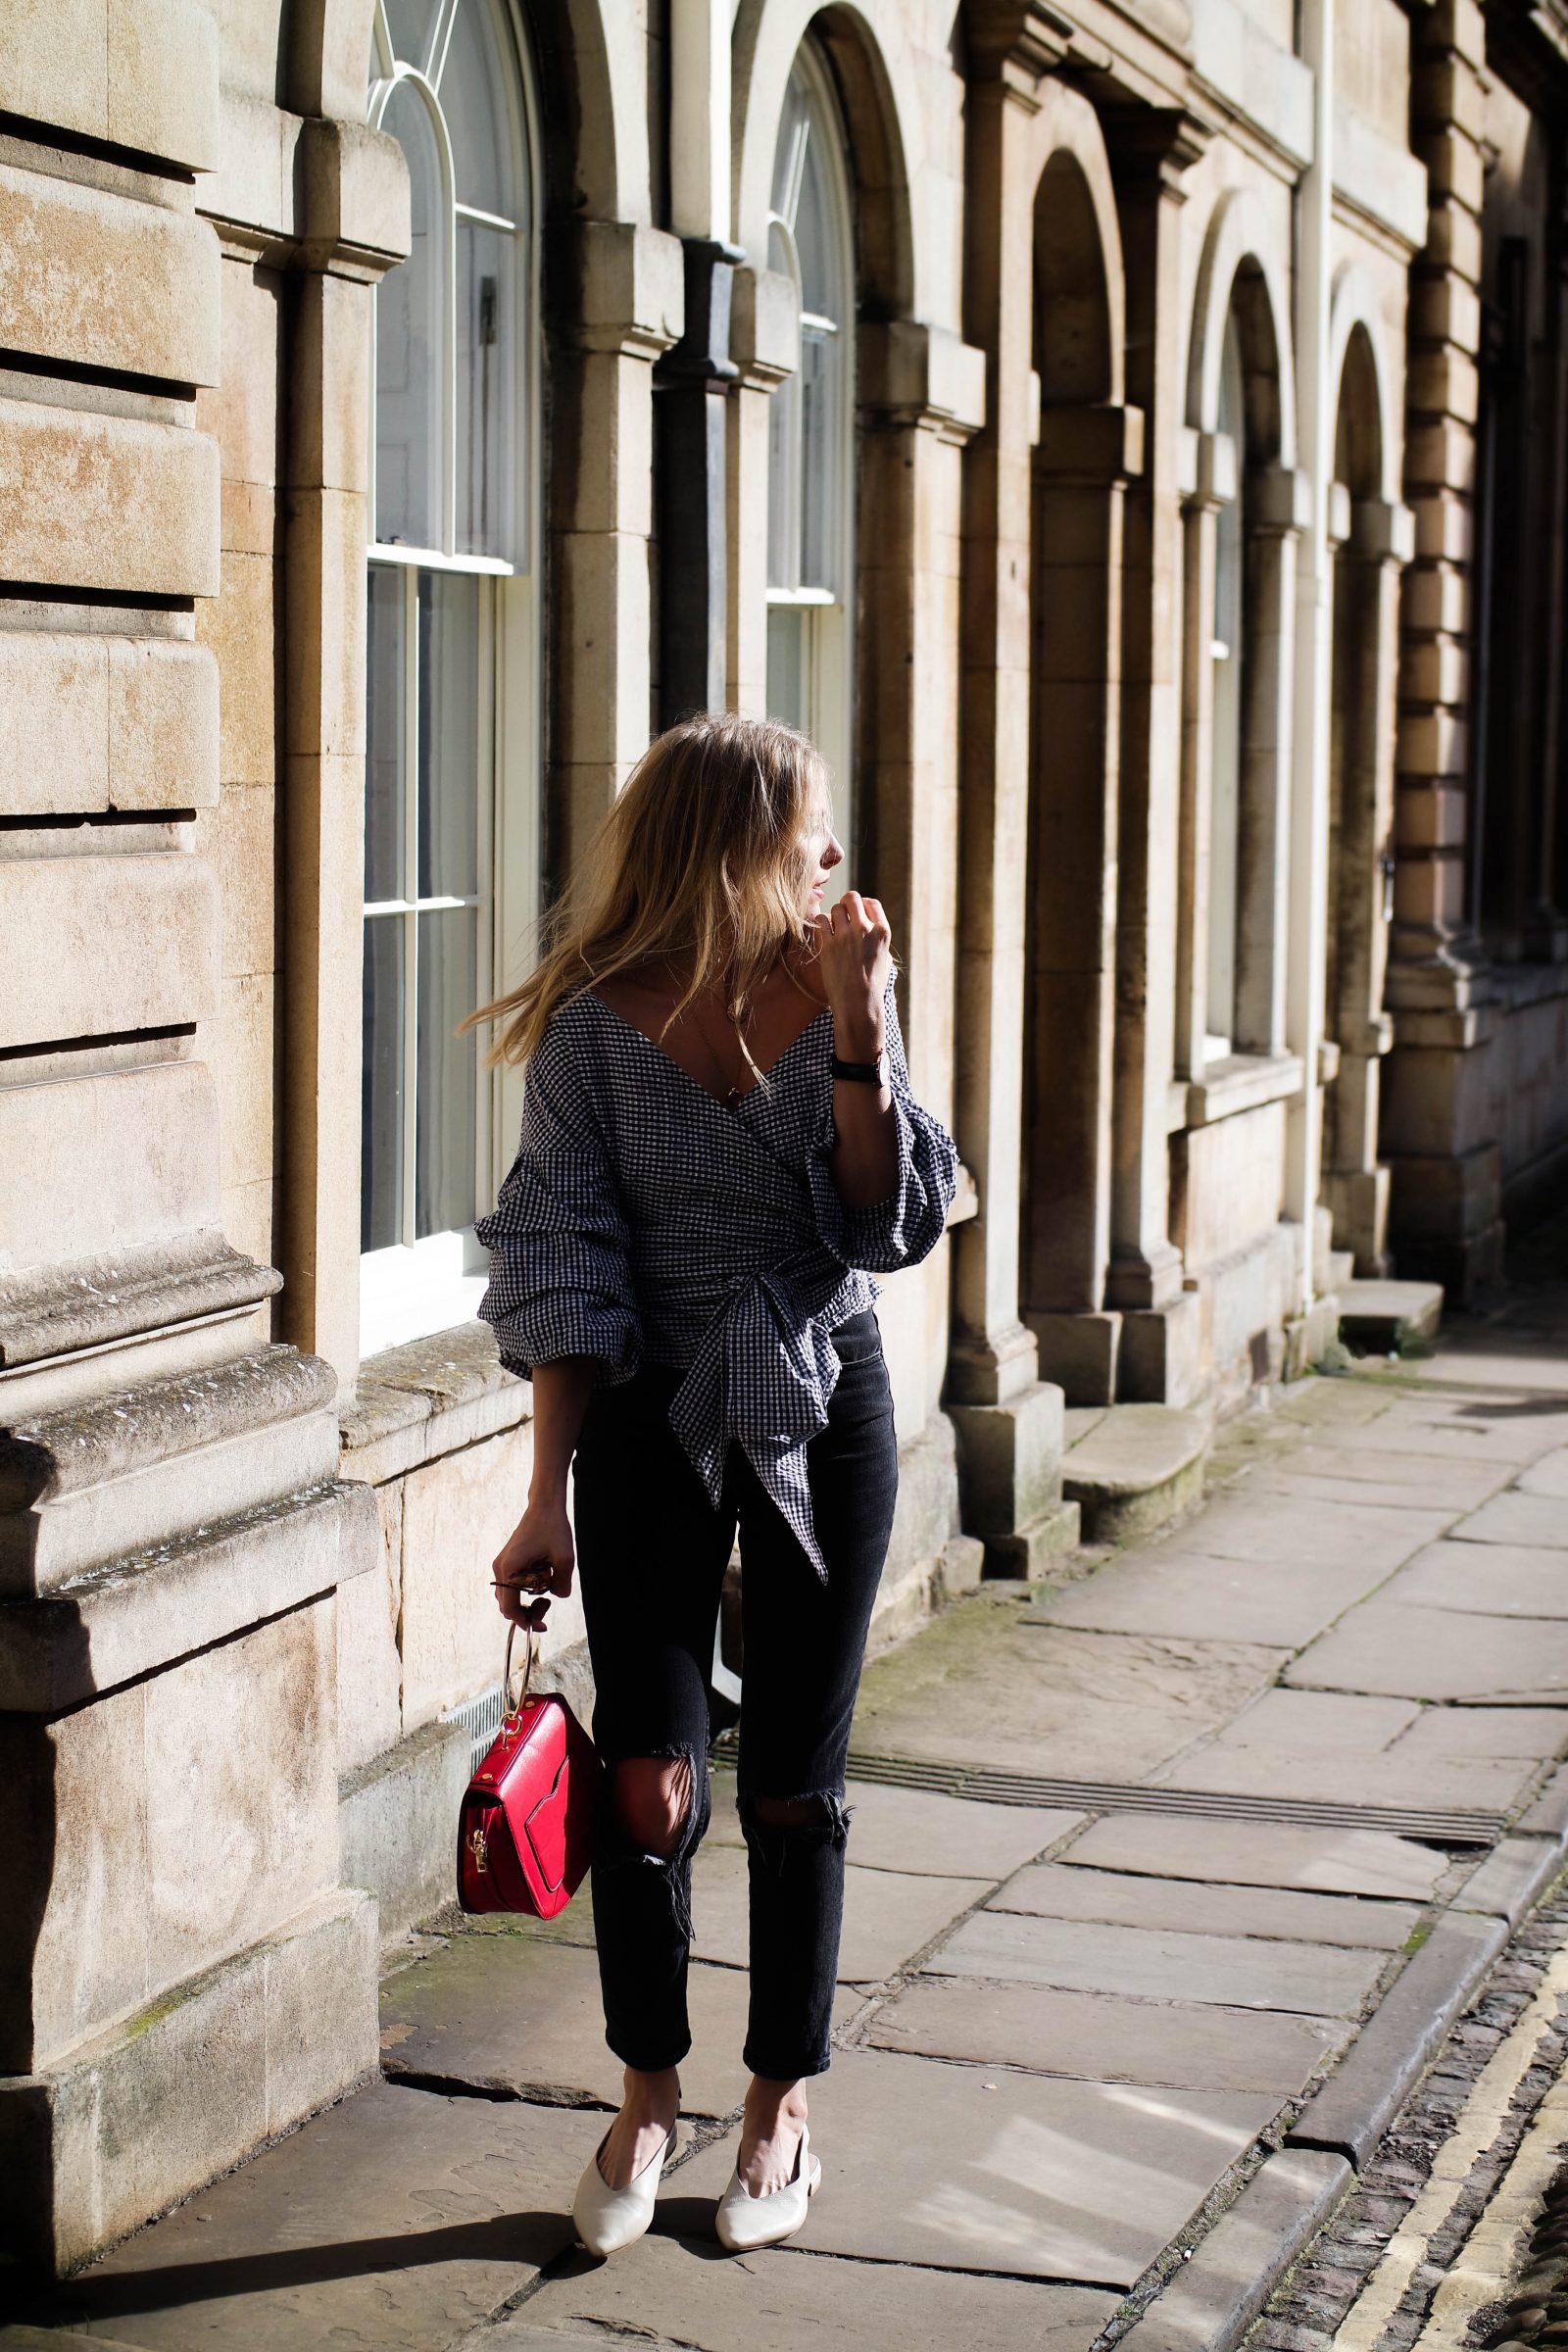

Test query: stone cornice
[963,0,1076,82]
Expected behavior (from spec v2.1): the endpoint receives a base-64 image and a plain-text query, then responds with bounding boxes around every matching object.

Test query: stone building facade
[2,0,1565,2276]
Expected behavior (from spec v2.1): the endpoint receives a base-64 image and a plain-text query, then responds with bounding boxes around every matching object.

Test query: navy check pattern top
[474,972,958,1579]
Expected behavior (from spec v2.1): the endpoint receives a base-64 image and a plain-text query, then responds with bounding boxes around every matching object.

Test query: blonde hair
[466,710,834,1080]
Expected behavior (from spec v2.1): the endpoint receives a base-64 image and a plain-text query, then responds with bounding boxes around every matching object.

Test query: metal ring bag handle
[502,1620,537,1728]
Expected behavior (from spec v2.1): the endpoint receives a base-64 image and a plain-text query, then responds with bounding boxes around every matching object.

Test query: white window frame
[363,0,541,1360]
[1205,317,1247,1064]
[764,38,857,864]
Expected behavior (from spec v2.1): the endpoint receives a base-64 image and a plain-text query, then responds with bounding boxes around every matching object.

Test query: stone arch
[292,0,642,222]
[1026,82,1126,406]
[1327,265,1397,503]
[732,0,925,318]
[1186,186,1297,466]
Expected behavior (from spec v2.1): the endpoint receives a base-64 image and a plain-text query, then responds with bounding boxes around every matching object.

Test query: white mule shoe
[572,2122,676,2257]
[714,2122,821,2253]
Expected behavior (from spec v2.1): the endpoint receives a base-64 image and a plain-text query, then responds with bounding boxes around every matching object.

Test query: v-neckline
[584,989,832,1113]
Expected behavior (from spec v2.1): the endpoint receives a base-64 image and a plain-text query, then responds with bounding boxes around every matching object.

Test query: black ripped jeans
[570,1308,898,2082]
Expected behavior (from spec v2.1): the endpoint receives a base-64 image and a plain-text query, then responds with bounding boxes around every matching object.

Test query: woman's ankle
[743,2075,808,2132]
[622,2063,681,2118]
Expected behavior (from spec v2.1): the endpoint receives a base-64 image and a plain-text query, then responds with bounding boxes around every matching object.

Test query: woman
[471,710,957,2258]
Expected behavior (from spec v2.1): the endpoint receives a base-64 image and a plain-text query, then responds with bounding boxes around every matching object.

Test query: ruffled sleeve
[807,974,958,1273]
[474,1007,643,1386]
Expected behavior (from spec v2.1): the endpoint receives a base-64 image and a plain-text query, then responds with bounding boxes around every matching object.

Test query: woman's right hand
[492,1495,575,1629]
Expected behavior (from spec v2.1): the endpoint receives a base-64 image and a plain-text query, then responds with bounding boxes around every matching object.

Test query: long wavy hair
[466,710,834,1084]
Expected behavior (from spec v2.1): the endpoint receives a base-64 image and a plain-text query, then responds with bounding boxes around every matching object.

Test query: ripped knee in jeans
[739,1787,852,1867]
[612,1752,694,1861]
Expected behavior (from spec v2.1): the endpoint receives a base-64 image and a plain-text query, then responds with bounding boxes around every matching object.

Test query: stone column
[0,7,380,2270]
[1383,0,1504,1296]
[1025,401,1144,1404]
[1323,497,1411,1271]
[1104,106,1211,1403]
[656,238,746,725]
[280,120,411,1386]
[950,6,1079,1572]
[552,223,685,887]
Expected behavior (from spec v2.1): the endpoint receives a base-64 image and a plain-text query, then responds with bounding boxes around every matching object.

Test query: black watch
[831,1050,889,1086]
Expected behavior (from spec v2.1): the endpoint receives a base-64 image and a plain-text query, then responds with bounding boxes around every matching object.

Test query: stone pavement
[7,1220,1568,2352]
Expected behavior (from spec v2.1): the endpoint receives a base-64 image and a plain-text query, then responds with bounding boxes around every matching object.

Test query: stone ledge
[1288,1908,1511,2169]
[1118,2148,1353,2352]
[0,1235,279,1373]
[1186,1052,1305,1129]
[1339,1278,1445,1356]
[339,1718,470,1947]
[0,1478,375,1710]
[341,1321,529,1487]
[1062,1403,1211,1542]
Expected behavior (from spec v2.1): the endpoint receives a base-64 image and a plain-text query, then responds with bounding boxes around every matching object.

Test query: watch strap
[831,1051,888,1085]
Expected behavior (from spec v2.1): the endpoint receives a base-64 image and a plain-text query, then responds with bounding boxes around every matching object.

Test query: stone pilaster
[950,2,1079,1568]
[552,223,685,886]
[1104,105,1212,1403]
[1384,0,1505,1295]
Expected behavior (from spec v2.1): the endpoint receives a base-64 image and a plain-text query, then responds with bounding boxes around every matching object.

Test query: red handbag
[457,1625,601,1919]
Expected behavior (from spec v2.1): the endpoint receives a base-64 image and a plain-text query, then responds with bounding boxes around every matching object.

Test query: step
[1060,1403,1210,1544]
[1325,1249,1355,1294]
[1339,1278,1445,1357]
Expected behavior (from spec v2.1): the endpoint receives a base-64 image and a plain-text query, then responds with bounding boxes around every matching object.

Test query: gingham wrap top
[474,973,958,1580]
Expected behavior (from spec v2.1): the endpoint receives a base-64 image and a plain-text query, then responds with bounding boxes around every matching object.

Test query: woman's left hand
[809,891,891,1055]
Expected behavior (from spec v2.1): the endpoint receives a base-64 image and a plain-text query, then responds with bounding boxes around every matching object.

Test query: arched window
[363,0,539,1356]
[1206,310,1246,1060]
[764,41,856,853]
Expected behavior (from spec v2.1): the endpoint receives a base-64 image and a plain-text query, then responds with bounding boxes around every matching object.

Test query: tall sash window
[364,0,539,1355]
[764,43,857,858]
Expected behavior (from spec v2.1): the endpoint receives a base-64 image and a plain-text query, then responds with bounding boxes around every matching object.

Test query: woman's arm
[491,1356,597,1628]
[827,978,899,1209]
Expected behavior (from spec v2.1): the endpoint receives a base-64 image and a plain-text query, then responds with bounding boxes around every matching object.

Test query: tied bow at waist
[664,1263,857,1582]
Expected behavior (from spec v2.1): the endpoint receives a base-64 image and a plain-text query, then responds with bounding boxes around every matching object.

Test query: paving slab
[1448,1491,1568,1550]
[1388,1701,1568,1760]
[25,2081,601,2352]
[377,1932,858,2119]
[1320,1407,1568,1469]
[1250,1465,1509,1514]
[922,1909,1388,2018]
[688,1840,990,1984]
[1261,1446,1513,1507]
[1520,1447,1568,1497]
[1383,1535,1568,1618]
[1289,1909,1510,2167]
[1152,1740,1537,1815]
[507,2230,1117,2350]
[1209,1688,1422,1749]
[1025,1547,1396,1649]
[988,1860,1420,1950]
[1283,1593,1568,1703]
[1400,1339,1568,1393]
[707,1767,1085,1878]
[1115,2147,1352,2352]
[853,1592,1289,1782]
[864,1976,1348,2095]
[1063,1814,1451,1901]
[1138,1489,1454,1573]
[668,2045,1280,2288]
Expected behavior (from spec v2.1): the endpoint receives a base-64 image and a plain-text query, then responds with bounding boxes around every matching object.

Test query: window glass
[416,571,480,899]
[366,564,406,900]
[381,0,434,72]
[799,327,839,590]
[375,78,444,550]
[416,906,479,1237]
[362,916,406,1250]
[456,218,515,558]
[439,0,512,217]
